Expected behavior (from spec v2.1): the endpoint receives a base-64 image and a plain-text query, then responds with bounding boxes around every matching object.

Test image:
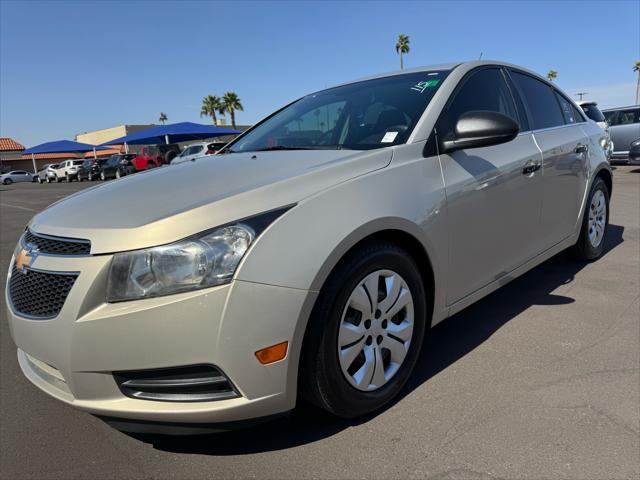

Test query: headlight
[106,206,293,302]
[631,138,640,148]
[107,224,254,302]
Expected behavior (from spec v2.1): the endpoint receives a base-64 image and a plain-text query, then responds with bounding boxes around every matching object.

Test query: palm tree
[395,34,410,70]
[201,95,224,125]
[222,92,243,129]
[634,61,640,104]
[158,112,168,124]
[547,70,558,82]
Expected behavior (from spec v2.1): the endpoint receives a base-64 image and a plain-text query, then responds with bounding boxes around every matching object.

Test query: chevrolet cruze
[6,61,611,434]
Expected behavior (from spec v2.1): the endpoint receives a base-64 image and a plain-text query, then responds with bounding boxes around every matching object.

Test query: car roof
[331,60,548,89]
[602,105,640,112]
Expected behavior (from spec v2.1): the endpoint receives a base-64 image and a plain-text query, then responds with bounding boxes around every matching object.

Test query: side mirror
[441,111,519,153]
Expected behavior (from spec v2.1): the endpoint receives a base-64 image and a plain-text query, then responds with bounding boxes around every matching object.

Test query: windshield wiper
[254,145,318,152]
[254,145,352,152]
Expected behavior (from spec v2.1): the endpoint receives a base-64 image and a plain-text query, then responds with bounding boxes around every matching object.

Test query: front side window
[229,71,450,153]
[437,68,519,138]
[510,71,565,130]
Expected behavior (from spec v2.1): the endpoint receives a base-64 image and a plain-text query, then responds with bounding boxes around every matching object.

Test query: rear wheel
[65,173,70,183]
[46,177,51,183]
[301,241,427,418]
[88,172,93,181]
[37,177,42,184]
[573,177,609,261]
[115,169,121,179]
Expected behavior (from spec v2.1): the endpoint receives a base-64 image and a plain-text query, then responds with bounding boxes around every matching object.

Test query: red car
[131,144,180,171]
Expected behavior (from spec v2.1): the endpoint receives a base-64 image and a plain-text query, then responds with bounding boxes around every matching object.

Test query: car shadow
[129,224,625,455]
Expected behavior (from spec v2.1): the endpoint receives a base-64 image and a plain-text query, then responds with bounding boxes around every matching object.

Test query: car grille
[114,365,239,402]
[23,229,91,256]
[9,266,78,319]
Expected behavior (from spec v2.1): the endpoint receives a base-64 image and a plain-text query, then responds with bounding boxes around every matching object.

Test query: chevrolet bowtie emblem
[15,243,38,273]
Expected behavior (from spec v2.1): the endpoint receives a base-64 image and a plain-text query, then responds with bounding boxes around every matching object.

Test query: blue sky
[1,0,638,147]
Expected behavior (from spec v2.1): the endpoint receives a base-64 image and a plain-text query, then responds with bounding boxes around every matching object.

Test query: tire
[115,169,121,179]
[37,177,42,184]
[46,177,51,183]
[573,177,610,261]
[147,161,156,169]
[301,241,427,418]
[65,174,70,183]
[164,151,177,164]
[100,171,106,181]
[78,174,83,182]
[3,178,12,185]
[88,172,93,181]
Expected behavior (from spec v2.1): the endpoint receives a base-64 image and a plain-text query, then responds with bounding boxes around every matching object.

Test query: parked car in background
[77,158,108,181]
[171,141,229,165]
[603,106,640,162]
[0,170,34,185]
[36,164,58,184]
[53,159,84,182]
[171,142,209,165]
[98,154,136,180]
[132,144,180,171]
[578,101,612,159]
[629,138,640,165]
[5,61,613,434]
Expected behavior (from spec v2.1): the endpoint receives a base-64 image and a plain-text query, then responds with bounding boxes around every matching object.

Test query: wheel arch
[594,165,612,197]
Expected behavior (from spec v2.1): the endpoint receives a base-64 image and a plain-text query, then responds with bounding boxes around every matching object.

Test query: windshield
[228,71,449,153]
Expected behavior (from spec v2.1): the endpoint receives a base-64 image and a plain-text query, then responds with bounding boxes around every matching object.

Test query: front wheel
[100,171,106,181]
[65,174,70,183]
[301,241,427,418]
[115,169,121,179]
[573,177,610,261]
[37,177,42,184]
[46,177,51,183]
[3,178,12,185]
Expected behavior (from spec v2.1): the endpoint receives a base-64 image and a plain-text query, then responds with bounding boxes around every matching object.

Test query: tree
[634,61,640,104]
[158,112,168,124]
[200,95,223,125]
[395,34,410,70]
[222,92,243,129]
[547,70,558,82]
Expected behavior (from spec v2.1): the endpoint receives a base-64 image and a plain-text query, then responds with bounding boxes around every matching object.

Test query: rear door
[436,67,544,304]
[509,70,589,249]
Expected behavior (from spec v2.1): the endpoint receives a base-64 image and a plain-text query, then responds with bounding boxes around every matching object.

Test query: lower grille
[114,365,238,402]
[9,266,78,319]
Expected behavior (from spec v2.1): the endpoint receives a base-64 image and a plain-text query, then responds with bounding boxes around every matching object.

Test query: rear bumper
[7,251,313,425]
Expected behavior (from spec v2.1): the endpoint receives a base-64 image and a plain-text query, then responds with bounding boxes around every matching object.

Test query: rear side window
[603,111,617,124]
[615,109,640,125]
[438,68,519,138]
[510,71,565,130]
[580,104,605,123]
[554,92,579,124]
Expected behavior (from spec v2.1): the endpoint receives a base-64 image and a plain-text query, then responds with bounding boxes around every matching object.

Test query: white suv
[52,159,84,182]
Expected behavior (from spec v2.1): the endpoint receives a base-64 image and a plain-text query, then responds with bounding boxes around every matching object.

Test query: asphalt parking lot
[0,167,638,480]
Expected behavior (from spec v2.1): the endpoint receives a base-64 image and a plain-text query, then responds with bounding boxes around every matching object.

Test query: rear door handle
[522,162,541,175]
[574,143,588,154]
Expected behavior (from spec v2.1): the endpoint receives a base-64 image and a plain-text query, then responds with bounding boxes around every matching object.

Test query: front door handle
[574,143,588,154]
[522,162,541,175]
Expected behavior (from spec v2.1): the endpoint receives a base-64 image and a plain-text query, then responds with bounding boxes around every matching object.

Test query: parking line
[0,203,38,213]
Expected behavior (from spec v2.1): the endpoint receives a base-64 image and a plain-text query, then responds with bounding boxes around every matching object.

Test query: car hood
[30,149,392,253]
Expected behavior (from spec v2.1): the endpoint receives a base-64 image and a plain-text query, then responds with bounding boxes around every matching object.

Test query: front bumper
[7,252,313,425]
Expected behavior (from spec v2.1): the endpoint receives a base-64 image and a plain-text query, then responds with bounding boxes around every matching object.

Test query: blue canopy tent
[100,122,240,149]
[23,140,108,173]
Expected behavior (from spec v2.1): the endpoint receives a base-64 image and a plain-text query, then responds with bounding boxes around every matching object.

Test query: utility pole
[575,92,588,101]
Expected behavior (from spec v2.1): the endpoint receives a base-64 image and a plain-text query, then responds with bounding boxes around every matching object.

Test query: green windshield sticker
[411,79,440,93]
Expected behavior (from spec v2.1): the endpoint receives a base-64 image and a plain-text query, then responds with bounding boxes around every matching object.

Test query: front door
[435,67,544,305]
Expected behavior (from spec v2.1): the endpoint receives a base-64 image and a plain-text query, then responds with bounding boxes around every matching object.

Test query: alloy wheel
[338,269,414,392]
[588,190,606,248]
